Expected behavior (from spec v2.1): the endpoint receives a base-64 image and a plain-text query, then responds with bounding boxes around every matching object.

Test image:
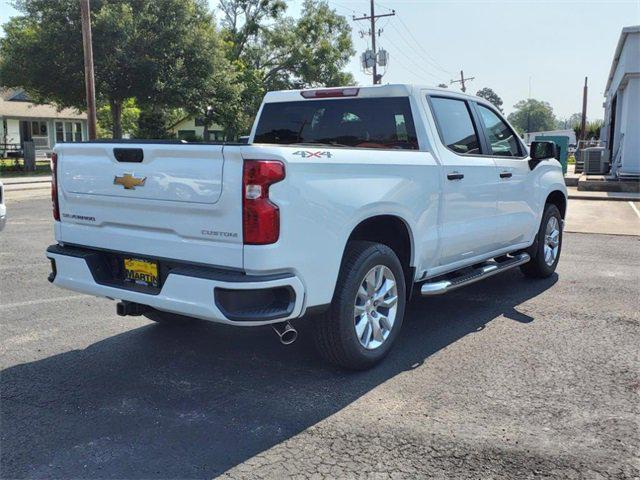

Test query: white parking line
[0,295,88,310]
[629,201,640,219]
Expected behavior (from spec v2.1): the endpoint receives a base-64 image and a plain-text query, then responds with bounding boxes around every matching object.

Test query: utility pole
[353,1,395,84]
[80,0,97,140]
[580,76,588,141]
[450,70,474,93]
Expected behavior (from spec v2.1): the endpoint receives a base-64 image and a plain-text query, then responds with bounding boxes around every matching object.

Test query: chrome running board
[420,253,531,296]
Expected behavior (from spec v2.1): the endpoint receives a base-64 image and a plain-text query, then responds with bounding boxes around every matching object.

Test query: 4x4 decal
[292,150,333,159]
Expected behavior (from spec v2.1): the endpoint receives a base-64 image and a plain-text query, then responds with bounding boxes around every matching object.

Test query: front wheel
[314,241,406,370]
[521,203,563,278]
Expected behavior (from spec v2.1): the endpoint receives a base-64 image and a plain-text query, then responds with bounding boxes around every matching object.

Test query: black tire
[521,203,563,278]
[314,241,406,370]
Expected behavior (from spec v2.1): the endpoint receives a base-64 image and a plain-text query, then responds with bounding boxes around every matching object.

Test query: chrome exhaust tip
[272,321,297,345]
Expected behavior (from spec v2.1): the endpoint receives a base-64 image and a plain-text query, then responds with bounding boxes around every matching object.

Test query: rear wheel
[521,203,563,278]
[314,241,406,370]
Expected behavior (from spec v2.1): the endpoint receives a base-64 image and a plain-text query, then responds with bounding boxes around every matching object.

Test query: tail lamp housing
[242,160,285,245]
[300,87,359,99]
[51,152,60,221]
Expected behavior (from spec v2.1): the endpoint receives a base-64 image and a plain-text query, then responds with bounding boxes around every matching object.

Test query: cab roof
[263,84,484,104]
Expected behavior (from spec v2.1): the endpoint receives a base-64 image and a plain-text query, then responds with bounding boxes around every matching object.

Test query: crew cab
[46,85,567,369]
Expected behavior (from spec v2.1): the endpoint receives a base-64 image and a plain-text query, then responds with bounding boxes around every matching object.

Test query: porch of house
[1,117,88,158]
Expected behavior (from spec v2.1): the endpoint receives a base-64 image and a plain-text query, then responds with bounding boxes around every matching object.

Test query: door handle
[499,172,513,179]
[447,172,464,181]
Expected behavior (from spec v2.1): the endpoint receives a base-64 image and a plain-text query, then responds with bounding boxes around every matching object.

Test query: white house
[168,116,224,141]
[601,26,640,178]
[0,89,88,157]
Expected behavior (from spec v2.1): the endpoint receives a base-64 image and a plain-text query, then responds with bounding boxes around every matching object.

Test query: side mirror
[529,141,558,170]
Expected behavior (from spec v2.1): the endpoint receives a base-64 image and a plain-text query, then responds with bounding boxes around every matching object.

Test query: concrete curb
[568,193,640,202]
[5,184,50,192]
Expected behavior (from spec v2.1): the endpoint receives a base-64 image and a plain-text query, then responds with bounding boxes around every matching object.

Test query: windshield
[254,97,419,150]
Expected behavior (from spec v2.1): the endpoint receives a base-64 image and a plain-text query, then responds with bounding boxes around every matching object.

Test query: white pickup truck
[47,84,567,369]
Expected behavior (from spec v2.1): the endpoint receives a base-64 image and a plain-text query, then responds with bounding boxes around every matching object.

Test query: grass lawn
[0,158,51,178]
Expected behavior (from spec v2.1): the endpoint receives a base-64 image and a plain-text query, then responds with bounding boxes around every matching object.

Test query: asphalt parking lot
[1,194,639,479]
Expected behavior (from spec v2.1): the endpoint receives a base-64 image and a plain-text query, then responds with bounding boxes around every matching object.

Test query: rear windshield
[253,97,419,150]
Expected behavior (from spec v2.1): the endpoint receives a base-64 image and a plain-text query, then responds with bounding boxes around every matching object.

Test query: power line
[326,0,356,15]
[351,0,454,76]
[381,35,445,82]
[394,14,453,75]
[337,1,451,85]
[360,2,453,82]
[386,21,451,76]
[376,45,439,84]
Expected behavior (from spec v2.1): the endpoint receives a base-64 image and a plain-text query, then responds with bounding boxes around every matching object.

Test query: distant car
[0,181,6,231]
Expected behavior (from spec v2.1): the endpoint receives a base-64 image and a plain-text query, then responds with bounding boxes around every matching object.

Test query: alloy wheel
[544,216,560,266]
[353,265,399,350]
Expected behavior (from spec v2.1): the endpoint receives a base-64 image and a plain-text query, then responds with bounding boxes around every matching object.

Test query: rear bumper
[46,244,305,326]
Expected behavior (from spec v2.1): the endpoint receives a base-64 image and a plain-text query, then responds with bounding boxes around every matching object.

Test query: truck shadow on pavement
[1,270,557,479]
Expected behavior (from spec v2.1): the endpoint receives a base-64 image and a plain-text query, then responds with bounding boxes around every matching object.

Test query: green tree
[507,99,556,134]
[0,0,228,139]
[587,120,603,139]
[572,119,603,141]
[135,107,185,139]
[567,112,582,128]
[97,98,140,138]
[219,0,355,133]
[475,87,504,113]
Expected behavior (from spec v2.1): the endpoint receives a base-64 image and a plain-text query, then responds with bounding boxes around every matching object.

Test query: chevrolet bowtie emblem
[114,173,146,190]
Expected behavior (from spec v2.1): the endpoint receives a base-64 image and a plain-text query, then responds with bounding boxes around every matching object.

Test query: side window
[429,97,480,155]
[477,105,521,157]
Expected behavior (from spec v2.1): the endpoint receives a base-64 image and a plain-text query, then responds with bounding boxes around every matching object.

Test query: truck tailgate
[55,142,243,268]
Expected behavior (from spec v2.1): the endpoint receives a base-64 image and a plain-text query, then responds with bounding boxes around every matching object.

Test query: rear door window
[429,97,481,155]
[254,97,419,150]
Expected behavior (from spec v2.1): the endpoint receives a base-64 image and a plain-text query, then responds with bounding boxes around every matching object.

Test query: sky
[2,0,639,120]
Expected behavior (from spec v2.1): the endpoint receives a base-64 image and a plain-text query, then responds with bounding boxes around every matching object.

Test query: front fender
[533,160,567,220]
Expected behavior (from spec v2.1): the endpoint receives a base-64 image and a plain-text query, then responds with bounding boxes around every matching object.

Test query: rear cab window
[253,97,419,150]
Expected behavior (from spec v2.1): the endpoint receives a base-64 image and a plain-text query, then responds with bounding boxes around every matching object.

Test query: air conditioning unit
[583,147,610,175]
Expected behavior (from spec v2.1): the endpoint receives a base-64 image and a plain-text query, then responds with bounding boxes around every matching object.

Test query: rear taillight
[242,160,285,245]
[51,152,60,221]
